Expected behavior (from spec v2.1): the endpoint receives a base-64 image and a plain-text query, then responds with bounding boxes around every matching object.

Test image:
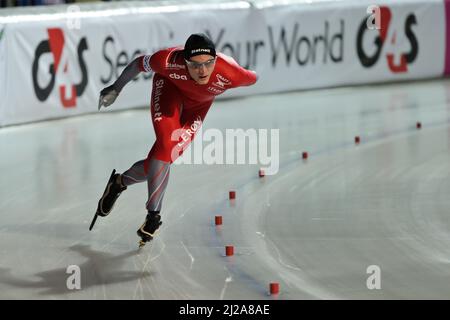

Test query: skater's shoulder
[151,46,184,61]
[150,46,185,70]
[216,52,239,67]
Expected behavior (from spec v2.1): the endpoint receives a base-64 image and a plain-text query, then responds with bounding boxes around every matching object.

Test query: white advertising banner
[239,0,445,94]
[0,22,8,125]
[0,3,253,126]
[0,0,446,126]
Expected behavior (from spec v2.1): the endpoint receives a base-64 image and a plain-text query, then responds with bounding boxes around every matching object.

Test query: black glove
[98,84,119,110]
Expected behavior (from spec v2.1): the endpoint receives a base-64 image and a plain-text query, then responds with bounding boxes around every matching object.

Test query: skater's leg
[121,156,170,211]
[145,158,170,212]
[121,160,147,186]
[149,105,213,163]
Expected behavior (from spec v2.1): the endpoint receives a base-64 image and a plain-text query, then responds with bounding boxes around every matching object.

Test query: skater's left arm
[234,61,258,87]
[220,53,258,88]
[237,68,258,87]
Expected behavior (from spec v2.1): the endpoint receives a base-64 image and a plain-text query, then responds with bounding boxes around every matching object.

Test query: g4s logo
[32,28,89,108]
[357,6,418,73]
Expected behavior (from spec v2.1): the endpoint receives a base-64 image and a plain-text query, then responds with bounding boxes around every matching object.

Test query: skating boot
[89,169,127,230]
[137,213,162,248]
[97,169,127,217]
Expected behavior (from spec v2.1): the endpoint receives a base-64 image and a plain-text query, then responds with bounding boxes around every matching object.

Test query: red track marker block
[259,169,265,177]
[225,245,234,256]
[270,282,280,295]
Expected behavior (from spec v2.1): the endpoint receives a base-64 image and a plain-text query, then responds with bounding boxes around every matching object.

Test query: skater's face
[185,54,216,85]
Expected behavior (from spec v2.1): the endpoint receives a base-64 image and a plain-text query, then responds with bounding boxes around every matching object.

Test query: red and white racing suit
[121,47,257,212]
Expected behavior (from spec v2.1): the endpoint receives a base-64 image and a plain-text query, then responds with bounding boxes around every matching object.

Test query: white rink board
[0,0,446,126]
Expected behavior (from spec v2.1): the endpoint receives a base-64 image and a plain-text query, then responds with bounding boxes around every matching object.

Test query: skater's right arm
[98,48,175,110]
[98,57,143,110]
[110,52,165,90]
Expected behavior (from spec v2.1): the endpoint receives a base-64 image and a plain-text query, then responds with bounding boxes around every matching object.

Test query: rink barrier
[0,0,447,126]
[445,0,450,75]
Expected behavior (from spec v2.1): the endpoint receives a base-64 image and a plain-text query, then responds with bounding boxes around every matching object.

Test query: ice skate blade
[138,240,147,248]
[89,212,98,231]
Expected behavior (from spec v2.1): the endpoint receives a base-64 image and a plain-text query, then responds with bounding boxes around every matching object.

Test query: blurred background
[0,0,129,8]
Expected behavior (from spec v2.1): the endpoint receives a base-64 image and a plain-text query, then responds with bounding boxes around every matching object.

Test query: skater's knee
[151,140,181,163]
[145,149,173,165]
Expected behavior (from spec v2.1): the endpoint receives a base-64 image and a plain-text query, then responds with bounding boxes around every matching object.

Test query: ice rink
[1,78,450,299]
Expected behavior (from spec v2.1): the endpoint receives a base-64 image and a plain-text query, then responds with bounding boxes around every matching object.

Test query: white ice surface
[1,78,450,299]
